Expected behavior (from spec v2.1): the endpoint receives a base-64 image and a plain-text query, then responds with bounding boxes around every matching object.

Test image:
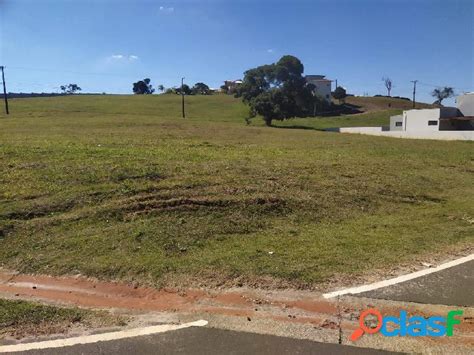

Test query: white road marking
[323,254,474,299]
[0,319,208,353]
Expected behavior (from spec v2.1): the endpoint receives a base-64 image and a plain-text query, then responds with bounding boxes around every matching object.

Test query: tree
[332,86,347,104]
[175,84,192,95]
[133,78,155,94]
[220,84,228,94]
[236,55,316,126]
[192,82,211,95]
[431,87,454,105]
[60,84,81,94]
[382,77,393,96]
[157,84,165,93]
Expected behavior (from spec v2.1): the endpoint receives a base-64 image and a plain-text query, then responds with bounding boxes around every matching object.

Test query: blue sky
[0,0,472,104]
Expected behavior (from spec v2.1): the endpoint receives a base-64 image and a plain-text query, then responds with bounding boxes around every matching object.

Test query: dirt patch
[119,195,287,216]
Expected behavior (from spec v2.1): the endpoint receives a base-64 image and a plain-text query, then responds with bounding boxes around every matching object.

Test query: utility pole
[335,79,338,89]
[0,66,9,115]
[410,80,418,109]
[181,77,185,118]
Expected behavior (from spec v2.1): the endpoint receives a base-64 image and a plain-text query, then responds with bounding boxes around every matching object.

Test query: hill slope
[0,95,472,289]
[345,96,434,112]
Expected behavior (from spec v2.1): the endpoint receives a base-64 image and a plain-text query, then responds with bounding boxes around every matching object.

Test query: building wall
[306,79,332,102]
[403,109,441,131]
[390,115,404,131]
[457,93,474,116]
[334,127,474,141]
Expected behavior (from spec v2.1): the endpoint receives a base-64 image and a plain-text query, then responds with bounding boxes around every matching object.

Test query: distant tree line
[133,78,155,94]
[167,82,212,95]
[60,84,81,94]
[132,78,213,96]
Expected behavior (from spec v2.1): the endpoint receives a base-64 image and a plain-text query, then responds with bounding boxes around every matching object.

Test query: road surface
[356,260,474,306]
[17,327,395,355]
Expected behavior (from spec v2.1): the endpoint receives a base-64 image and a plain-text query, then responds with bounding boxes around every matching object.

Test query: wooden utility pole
[0,66,9,115]
[411,80,418,109]
[181,77,185,118]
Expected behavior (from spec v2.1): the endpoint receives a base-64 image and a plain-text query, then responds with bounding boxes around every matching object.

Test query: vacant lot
[0,95,472,288]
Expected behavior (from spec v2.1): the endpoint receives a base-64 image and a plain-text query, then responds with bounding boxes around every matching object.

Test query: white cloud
[107,54,139,63]
[159,6,174,13]
[267,49,275,53]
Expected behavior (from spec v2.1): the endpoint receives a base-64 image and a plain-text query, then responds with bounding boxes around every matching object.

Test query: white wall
[308,80,331,102]
[390,115,404,131]
[404,109,441,131]
[338,127,383,133]
[333,127,474,141]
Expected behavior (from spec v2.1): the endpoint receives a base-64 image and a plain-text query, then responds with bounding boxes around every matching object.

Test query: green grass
[0,299,123,339]
[270,109,402,130]
[0,94,472,288]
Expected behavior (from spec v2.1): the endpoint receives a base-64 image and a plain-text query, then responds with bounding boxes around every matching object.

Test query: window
[395,122,402,127]
[428,120,438,126]
[326,94,329,99]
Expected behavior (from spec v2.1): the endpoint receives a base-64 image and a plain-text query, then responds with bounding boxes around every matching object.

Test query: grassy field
[0,94,472,288]
[0,299,123,339]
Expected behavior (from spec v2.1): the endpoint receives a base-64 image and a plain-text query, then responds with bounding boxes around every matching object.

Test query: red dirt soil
[0,269,472,349]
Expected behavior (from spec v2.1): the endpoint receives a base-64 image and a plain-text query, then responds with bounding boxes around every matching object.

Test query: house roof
[306,75,332,82]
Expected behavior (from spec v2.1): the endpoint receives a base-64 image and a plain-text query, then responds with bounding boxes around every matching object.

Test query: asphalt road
[357,260,474,307]
[18,327,395,355]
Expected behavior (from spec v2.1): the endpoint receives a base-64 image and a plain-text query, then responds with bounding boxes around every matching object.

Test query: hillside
[0,95,472,289]
[344,95,434,112]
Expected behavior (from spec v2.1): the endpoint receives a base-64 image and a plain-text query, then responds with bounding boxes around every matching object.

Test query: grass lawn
[0,94,472,288]
[270,109,403,130]
[0,299,123,340]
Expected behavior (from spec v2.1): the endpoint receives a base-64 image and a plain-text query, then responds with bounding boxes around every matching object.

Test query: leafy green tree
[236,55,316,126]
[157,84,165,93]
[175,84,192,95]
[192,82,211,95]
[333,86,347,104]
[431,87,454,105]
[133,78,155,94]
[60,84,81,94]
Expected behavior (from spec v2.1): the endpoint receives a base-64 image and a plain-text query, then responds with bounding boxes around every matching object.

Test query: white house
[305,75,332,103]
[390,93,474,132]
[389,107,460,132]
[331,93,474,141]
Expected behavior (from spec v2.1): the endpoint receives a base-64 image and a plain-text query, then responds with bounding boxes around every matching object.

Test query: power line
[416,81,472,91]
